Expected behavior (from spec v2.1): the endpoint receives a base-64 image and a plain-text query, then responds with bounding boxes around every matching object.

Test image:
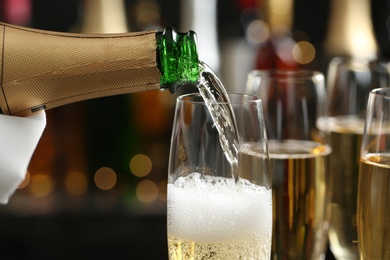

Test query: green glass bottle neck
[156,28,200,93]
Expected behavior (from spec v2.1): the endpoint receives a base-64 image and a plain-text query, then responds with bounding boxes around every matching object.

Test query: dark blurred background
[0,0,389,259]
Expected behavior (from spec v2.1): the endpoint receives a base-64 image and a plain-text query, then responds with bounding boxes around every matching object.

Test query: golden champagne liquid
[167,157,272,260]
[326,116,364,259]
[358,154,390,260]
[269,140,331,260]
[167,234,268,260]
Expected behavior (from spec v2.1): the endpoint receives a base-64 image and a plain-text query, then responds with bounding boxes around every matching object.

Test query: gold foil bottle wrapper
[0,23,161,115]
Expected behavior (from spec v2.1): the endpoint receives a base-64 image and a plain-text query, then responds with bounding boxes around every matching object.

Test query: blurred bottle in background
[219,0,258,92]
[254,0,298,69]
[254,0,319,70]
[180,0,220,75]
[323,1,379,259]
[322,0,378,70]
[219,0,320,92]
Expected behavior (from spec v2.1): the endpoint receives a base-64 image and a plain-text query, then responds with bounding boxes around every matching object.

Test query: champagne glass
[325,57,390,259]
[167,93,272,259]
[358,87,390,259]
[246,69,331,259]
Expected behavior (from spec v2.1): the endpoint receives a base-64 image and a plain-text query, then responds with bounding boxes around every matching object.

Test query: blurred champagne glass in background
[246,69,331,259]
[325,57,390,259]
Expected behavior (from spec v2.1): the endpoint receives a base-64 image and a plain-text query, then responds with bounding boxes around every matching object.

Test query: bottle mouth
[156,28,200,93]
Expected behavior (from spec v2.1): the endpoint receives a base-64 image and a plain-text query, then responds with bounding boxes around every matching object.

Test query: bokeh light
[136,180,158,203]
[292,41,316,64]
[129,154,152,177]
[246,20,270,45]
[94,167,117,191]
[65,171,88,195]
[29,173,54,197]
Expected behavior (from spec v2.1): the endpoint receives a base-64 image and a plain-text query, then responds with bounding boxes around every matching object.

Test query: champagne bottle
[254,0,299,70]
[323,0,378,62]
[0,22,199,115]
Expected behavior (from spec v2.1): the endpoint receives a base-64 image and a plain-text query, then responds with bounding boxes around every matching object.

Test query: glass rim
[330,56,390,64]
[247,69,324,84]
[176,92,262,105]
[248,69,323,78]
[370,87,390,97]
[329,56,390,69]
